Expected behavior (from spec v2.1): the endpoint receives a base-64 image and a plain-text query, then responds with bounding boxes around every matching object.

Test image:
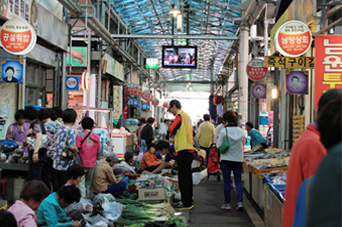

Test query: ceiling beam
[111,34,239,40]
[158,80,215,84]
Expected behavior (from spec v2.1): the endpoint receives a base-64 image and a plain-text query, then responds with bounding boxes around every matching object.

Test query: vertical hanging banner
[286,70,309,94]
[274,20,312,57]
[252,84,267,99]
[246,59,268,81]
[1,60,23,83]
[315,35,342,109]
[113,86,123,119]
[0,18,37,55]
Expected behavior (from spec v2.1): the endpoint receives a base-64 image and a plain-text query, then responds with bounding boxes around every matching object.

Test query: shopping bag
[219,128,230,154]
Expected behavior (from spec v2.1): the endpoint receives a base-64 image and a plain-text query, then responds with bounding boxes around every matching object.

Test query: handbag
[219,128,230,154]
[61,129,74,160]
[27,120,48,149]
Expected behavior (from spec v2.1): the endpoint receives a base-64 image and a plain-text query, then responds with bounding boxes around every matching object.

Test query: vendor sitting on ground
[151,140,176,174]
[152,139,204,174]
[140,143,161,172]
[113,151,136,175]
[65,164,85,187]
[8,180,49,227]
[37,185,82,227]
[91,153,126,198]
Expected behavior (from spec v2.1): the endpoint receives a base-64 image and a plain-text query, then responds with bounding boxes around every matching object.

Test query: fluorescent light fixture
[177,14,183,32]
[272,85,278,99]
[170,7,181,17]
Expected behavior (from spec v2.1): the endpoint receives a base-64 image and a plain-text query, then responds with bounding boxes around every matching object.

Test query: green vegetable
[164,215,189,227]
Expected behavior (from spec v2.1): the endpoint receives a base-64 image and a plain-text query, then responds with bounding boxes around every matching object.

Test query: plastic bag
[84,214,108,227]
[66,198,93,214]
[93,193,115,205]
[101,197,124,222]
[0,140,18,154]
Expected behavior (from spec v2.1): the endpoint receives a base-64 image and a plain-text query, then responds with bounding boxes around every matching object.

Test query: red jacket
[76,130,100,168]
[283,123,326,227]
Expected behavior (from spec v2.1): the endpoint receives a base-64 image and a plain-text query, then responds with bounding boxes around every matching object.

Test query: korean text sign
[0,18,36,55]
[274,20,312,57]
[315,35,342,109]
[265,56,314,68]
[246,59,268,81]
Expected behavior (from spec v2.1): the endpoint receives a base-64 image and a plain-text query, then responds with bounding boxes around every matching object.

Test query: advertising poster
[252,84,267,99]
[315,35,342,109]
[66,76,79,91]
[66,47,87,67]
[1,60,23,83]
[246,59,268,81]
[286,70,309,94]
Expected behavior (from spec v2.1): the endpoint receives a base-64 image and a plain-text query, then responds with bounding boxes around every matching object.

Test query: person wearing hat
[168,99,194,210]
[90,153,126,197]
[140,117,155,153]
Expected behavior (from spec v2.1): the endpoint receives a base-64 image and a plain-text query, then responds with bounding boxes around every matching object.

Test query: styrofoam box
[111,134,126,157]
[191,160,201,168]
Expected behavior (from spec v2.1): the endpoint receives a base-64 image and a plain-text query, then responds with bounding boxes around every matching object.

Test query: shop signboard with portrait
[315,35,342,110]
[274,20,312,57]
[285,70,309,95]
[252,84,267,99]
[0,60,23,83]
[246,59,268,82]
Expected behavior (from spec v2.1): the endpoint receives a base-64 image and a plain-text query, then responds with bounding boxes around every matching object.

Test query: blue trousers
[103,181,126,197]
[221,161,243,204]
[141,139,147,154]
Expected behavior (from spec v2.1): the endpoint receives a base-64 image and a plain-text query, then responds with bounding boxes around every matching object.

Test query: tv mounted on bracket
[162,46,197,69]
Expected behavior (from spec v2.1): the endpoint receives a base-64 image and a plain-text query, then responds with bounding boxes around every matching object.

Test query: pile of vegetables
[114,199,175,227]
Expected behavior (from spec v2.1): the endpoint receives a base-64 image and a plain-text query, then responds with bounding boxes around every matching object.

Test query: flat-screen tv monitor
[162,46,197,68]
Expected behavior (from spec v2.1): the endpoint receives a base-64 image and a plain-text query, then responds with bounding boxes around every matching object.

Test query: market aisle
[187,177,262,227]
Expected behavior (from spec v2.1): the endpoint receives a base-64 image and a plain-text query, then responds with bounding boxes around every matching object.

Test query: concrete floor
[178,177,264,227]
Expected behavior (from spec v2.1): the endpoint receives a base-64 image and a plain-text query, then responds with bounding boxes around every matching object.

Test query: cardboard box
[138,188,166,201]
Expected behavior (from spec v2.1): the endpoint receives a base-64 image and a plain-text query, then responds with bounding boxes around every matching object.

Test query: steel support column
[111,34,239,40]
[238,23,249,123]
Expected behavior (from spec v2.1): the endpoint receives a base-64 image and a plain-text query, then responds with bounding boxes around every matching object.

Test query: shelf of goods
[243,149,289,210]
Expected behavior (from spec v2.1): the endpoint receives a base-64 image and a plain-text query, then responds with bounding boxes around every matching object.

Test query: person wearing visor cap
[168,99,194,210]
[91,153,126,197]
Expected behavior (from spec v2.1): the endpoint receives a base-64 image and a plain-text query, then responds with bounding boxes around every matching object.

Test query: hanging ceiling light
[170,6,181,18]
[272,85,278,99]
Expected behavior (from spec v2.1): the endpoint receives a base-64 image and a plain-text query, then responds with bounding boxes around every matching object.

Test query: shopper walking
[168,100,194,210]
[198,114,215,165]
[158,119,169,140]
[76,117,100,198]
[245,122,267,148]
[283,88,342,227]
[307,98,342,227]
[293,98,342,227]
[39,108,59,191]
[24,106,47,182]
[140,117,155,153]
[217,111,245,211]
[52,108,79,191]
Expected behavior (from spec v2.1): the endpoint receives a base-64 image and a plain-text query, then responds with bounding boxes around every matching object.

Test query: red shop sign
[141,90,151,101]
[126,83,138,96]
[0,18,37,55]
[275,20,312,57]
[314,35,342,110]
[246,59,268,81]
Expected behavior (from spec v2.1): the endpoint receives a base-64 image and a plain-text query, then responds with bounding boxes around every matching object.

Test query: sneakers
[221,203,231,210]
[175,204,194,210]
[237,202,243,211]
